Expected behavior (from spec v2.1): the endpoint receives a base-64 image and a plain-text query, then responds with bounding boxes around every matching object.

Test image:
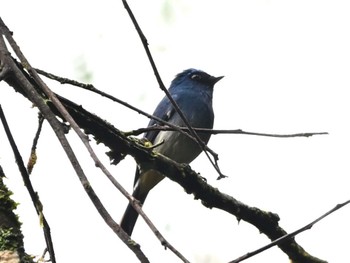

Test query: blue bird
[120,68,223,236]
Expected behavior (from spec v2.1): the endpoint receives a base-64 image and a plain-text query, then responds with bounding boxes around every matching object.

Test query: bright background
[1,1,349,262]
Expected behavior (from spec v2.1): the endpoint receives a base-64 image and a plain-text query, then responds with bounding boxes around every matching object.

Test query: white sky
[1,0,350,262]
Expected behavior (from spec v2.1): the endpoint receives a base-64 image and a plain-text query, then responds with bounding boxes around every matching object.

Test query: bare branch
[27,113,44,174]
[230,200,350,263]
[125,126,328,138]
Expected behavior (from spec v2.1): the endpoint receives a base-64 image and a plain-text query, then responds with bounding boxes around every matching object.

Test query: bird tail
[120,190,148,236]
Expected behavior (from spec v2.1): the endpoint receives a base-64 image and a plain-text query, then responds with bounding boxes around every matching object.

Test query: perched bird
[120,68,223,236]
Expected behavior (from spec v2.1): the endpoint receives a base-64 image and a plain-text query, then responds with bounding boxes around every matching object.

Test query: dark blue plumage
[120,69,223,235]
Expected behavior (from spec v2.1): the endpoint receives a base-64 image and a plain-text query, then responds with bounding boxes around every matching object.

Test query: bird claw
[139,138,164,150]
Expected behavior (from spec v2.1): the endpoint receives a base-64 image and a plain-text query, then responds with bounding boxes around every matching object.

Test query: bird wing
[133,96,176,186]
[144,97,176,143]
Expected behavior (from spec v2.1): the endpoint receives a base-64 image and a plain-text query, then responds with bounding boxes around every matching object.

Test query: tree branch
[125,126,328,138]
[27,113,44,175]
[230,200,350,262]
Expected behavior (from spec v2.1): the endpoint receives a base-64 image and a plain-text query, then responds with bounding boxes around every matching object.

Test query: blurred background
[1,0,349,262]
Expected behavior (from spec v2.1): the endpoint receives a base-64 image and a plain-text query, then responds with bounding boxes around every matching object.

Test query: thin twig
[0,105,56,263]
[125,126,328,138]
[27,113,44,174]
[122,0,226,179]
[230,199,350,263]
[34,68,194,133]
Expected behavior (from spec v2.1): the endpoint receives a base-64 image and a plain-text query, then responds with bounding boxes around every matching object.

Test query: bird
[120,68,223,236]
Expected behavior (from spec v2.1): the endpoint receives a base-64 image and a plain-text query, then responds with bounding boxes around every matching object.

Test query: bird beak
[212,75,224,84]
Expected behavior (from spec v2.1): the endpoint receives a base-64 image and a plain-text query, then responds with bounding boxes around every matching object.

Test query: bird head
[170,69,224,92]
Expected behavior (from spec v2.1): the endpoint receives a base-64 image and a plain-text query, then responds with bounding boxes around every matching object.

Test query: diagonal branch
[230,199,350,262]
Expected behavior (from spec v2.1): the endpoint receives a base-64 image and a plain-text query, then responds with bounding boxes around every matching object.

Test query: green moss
[0,167,34,262]
[0,227,18,251]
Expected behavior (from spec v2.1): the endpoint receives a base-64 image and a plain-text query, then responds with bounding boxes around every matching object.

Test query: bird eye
[191,74,202,80]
